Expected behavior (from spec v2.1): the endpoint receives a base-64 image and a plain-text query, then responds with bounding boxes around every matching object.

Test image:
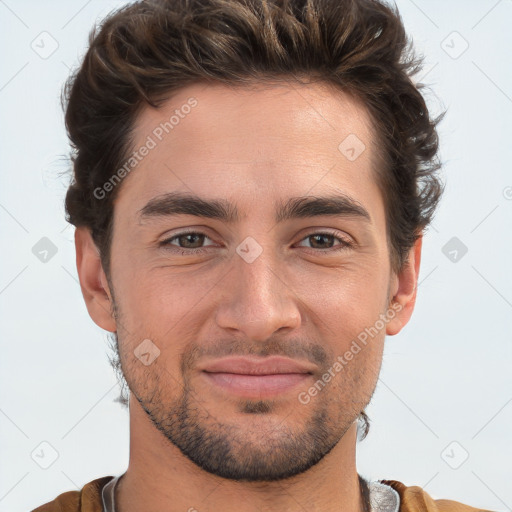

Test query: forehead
[114,80,383,219]
[135,79,376,156]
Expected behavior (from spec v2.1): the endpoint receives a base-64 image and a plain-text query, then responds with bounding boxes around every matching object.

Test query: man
[33,0,492,510]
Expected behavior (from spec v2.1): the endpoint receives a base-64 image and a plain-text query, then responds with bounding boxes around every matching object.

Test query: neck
[116,396,367,512]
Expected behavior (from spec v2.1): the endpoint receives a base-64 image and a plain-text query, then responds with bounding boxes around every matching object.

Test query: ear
[75,226,117,332]
[386,235,422,336]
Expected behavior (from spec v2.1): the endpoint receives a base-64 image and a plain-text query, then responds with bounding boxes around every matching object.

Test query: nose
[214,250,302,342]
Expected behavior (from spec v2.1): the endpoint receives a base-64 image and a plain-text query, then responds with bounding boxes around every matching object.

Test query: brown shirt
[31,475,494,512]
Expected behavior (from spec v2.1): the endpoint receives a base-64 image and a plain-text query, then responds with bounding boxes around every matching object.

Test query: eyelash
[159,229,355,256]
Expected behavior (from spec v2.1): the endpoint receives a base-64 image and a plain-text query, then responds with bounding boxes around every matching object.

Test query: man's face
[88,81,406,481]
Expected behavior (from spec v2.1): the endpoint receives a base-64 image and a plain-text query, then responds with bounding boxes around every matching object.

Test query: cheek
[113,267,219,371]
[292,262,390,339]
[117,264,211,320]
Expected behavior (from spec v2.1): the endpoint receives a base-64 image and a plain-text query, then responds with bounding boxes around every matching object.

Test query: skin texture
[75,80,421,512]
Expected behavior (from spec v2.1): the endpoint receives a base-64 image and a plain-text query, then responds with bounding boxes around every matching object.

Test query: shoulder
[380,479,496,512]
[31,476,115,512]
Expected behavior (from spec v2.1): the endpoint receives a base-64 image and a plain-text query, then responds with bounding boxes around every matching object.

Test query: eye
[160,231,217,254]
[296,231,354,252]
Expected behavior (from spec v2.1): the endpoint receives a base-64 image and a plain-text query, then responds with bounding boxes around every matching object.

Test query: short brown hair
[62,0,445,440]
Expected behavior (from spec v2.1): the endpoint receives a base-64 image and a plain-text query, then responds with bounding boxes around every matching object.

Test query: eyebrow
[137,191,371,224]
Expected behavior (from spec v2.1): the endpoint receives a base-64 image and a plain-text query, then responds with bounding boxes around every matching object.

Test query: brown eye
[174,233,206,249]
[160,231,216,254]
[296,231,354,252]
[307,234,336,249]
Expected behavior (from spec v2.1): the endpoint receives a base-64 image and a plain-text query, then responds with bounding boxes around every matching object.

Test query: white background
[1,0,511,511]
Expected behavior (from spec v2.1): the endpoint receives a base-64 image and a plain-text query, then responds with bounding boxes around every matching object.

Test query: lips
[199,356,315,398]
[199,356,316,375]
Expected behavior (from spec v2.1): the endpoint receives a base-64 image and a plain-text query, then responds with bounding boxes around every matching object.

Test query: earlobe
[75,227,117,332]
[385,235,422,336]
